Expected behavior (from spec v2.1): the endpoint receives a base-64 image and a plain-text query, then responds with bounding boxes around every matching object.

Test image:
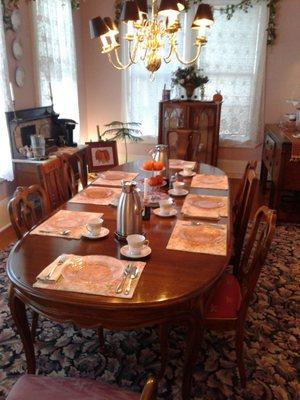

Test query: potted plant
[172,65,209,100]
[102,121,143,163]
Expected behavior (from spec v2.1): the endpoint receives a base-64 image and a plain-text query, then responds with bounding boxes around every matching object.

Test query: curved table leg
[8,284,36,374]
[182,316,203,400]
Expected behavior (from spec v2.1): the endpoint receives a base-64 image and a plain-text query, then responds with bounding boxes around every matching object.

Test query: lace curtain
[32,0,80,141]
[122,1,268,144]
[0,5,13,181]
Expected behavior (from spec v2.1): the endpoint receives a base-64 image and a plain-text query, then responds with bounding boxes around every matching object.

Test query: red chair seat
[7,375,140,400]
[204,273,242,319]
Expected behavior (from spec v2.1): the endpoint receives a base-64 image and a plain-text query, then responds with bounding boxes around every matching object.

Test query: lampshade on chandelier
[89,0,214,75]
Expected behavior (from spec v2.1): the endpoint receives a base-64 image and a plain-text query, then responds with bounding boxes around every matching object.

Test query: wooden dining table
[7,159,232,400]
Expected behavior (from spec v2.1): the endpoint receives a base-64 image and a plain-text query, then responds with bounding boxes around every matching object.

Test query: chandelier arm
[164,41,175,63]
[108,52,132,70]
[113,48,134,69]
[174,44,203,66]
[129,40,140,64]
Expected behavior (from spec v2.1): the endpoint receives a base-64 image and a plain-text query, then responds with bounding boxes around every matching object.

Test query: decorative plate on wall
[15,66,25,88]
[12,39,23,60]
[11,10,21,32]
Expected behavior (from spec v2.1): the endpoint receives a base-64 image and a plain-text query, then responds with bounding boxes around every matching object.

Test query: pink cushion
[204,273,242,319]
[7,375,140,400]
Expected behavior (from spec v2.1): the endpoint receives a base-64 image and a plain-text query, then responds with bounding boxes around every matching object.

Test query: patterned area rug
[0,225,299,400]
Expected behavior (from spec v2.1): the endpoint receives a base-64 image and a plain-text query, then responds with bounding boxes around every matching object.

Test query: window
[32,0,80,141]
[122,2,268,144]
[0,5,13,181]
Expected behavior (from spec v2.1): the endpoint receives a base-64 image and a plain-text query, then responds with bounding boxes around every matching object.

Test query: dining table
[7,159,232,400]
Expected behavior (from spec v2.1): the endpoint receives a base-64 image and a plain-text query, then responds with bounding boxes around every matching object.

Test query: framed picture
[85,140,119,172]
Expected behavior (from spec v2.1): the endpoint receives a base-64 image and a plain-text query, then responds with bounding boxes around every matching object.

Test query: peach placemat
[30,210,103,239]
[169,159,196,170]
[191,174,229,190]
[181,194,228,219]
[91,171,139,187]
[33,255,146,299]
[167,220,227,255]
[69,186,121,206]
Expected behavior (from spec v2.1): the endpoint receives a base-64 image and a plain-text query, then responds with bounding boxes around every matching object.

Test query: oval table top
[7,160,232,311]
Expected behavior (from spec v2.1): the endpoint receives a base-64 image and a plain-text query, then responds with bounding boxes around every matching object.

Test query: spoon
[39,229,71,236]
[124,266,139,295]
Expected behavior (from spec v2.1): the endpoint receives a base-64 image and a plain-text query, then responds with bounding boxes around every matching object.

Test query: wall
[77,0,300,175]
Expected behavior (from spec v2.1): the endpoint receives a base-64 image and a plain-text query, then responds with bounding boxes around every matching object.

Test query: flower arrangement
[172,65,209,99]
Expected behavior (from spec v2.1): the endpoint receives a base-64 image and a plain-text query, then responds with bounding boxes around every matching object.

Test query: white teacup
[127,234,149,255]
[86,218,103,236]
[183,166,193,175]
[159,198,174,215]
[173,181,185,193]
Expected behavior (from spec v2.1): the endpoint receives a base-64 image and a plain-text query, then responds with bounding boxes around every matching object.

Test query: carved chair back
[234,161,257,216]
[8,185,50,239]
[39,157,67,211]
[237,205,276,320]
[233,166,258,266]
[74,153,88,189]
[167,129,194,160]
[59,154,78,199]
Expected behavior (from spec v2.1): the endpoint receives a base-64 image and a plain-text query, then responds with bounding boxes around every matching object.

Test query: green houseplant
[102,121,143,163]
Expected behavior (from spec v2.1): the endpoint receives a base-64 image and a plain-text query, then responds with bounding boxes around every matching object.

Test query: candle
[9,82,15,102]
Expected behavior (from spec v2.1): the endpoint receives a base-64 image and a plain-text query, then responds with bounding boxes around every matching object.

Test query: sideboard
[158,100,222,166]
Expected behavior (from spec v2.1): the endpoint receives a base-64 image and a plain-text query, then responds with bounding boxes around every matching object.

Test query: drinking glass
[30,135,45,160]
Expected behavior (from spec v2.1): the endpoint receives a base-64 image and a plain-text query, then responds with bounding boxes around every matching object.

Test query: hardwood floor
[0,178,266,251]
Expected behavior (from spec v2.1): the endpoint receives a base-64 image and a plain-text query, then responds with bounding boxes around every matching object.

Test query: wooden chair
[8,185,50,239]
[167,128,206,162]
[7,374,158,400]
[203,205,276,387]
[232,162,258,268]
[39,158,67,211]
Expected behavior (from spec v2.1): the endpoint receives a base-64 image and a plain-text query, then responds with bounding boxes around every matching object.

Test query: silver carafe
[116,180,143,241]
[149,144,169,178]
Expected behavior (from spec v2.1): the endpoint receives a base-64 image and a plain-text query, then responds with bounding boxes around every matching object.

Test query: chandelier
[89,0,214,75]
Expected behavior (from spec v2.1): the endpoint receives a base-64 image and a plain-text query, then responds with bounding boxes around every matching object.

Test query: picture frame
[85,140,119,172]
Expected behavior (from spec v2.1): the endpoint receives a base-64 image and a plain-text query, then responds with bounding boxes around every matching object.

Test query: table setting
[181,194,228,219]
[91,171,139,187]
[30,210,104,239]
[69,186,121,206]
[191,174,229,190]
[33,254,146,299]
[169,159,196,170]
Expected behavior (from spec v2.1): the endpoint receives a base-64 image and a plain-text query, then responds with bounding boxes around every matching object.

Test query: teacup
[127,234,149,255]
[173,181,185,193]
[86,218,103,236]
[183,166,193,175]
[159,198,174,215]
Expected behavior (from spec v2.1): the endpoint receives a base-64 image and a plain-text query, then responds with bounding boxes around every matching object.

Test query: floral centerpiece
[172,65,209,100]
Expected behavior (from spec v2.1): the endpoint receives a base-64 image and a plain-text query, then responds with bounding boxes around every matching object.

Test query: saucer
[120,245,152,259]
[82,227,109,239]
[179,171,196,178]
[153,208,177,217]
[168,189,189,197]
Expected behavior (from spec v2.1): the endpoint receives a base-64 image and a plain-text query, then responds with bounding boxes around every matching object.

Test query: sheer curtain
[32,0,80,141]
[122,1,268,144]
[0,5,13,181]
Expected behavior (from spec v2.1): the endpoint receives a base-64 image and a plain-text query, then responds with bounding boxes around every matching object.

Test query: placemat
[30,210,103,239]
[91,171,139,187]
[167,220,227,255]
[33,254,146,299]
[69,186,121,206]
[191,174,229,190]
[169,159,196,170]
[181,194,228,219]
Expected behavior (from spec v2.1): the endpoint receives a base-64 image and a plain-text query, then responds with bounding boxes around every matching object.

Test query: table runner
[283,131,300,161]
[191,174,229,190]
[69,186,121,206]
[91,171,139,187]
[167,220,227,256]
[30,210,103,239]
[169,159,196,170]
[33,254,146,299]
[181,194,228,219]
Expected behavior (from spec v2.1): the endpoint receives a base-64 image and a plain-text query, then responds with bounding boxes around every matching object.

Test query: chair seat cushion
[204,273,242,319]
[7,375,140,400]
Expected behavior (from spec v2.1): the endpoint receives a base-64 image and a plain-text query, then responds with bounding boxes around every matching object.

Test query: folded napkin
[91,171,139,187]
[30,210,104,239]
[36,254,71,282]
[34,255,146,299]
[191,174,229,190]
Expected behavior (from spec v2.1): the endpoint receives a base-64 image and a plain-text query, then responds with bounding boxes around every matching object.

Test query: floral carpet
[0,225,299,399]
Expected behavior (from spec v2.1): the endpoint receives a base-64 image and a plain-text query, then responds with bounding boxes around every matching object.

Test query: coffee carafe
[149,144,169,178]
[116,181,143,241]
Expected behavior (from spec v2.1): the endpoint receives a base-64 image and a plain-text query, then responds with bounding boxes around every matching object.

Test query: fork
[39,229,71,236]
[116,264,132,294]
[124,266,139,295]
[45,255,68,280]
